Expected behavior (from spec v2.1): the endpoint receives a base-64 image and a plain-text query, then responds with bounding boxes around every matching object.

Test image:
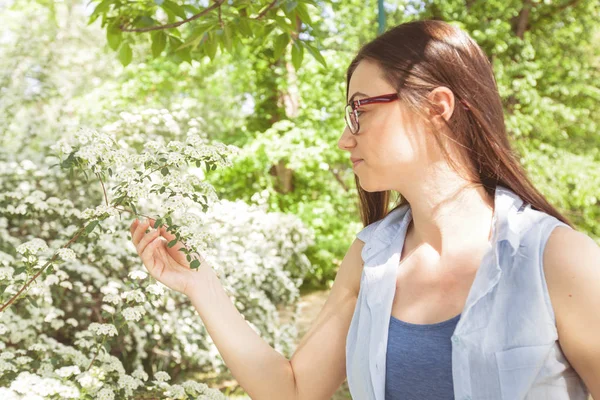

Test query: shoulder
[543,226,600,293]
[543,225,599,308]
[543,225,600,394]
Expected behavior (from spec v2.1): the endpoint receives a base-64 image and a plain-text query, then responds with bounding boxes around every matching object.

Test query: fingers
[141,235,163,270]
[132,219,151,246]
[136,227,161,256]
[129,219,138,237]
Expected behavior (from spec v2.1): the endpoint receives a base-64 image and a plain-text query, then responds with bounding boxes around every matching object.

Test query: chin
[358,180,382,193]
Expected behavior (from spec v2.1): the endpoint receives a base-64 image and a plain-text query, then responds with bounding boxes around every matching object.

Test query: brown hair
[346,20,573,229]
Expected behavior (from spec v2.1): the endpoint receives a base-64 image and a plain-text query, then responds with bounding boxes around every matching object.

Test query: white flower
[154,371,170,382]
[103,293,120,305]
[122,306,146,322]
[182,380,209,395]
[57,248,76,261]
[95,387,115,400]
[76,372,102,390]
[146,283,165,296]
[16,238,48,255]
[60,281,73,290]
[165,384,186,399]
[131,367,148,381]
[118,375,142,396]
[88,323,118,337]
[128,270,148,280]
[56,365,81,378]
[14,356,32,365]
[121,289,146,303]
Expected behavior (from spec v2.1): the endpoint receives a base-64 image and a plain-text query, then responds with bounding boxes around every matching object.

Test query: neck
[400,177,495,256]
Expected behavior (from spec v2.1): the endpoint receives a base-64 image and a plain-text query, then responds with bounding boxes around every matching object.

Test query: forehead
[348,60,395,102]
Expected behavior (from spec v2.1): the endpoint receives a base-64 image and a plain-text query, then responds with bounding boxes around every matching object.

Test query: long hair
[347,20,573,229]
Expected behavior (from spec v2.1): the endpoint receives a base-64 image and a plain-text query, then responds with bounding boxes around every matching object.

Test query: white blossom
[95,387,115,400]
[57,248,76,261]
[121,289,146,303]
[146,283,165,296]
[122,306,146,322]
[88,323,118,337]
[154,371,170,382]
[102,293,120,305]
[55,365,81,378]
[15,239,48,255]
[128,270,148,280]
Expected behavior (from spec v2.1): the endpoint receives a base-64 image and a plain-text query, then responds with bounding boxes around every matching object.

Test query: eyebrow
[348,91,369,104]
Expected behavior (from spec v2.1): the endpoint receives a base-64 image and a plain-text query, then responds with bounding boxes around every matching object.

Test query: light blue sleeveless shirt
[346,185,589,400]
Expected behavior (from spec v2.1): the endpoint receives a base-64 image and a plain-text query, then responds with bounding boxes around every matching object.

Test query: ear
[426,86,455,123]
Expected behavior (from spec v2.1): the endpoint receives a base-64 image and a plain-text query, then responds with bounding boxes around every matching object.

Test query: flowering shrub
[0,117,315,398]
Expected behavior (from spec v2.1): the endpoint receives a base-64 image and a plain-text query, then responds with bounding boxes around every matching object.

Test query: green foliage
[89,0,328,70]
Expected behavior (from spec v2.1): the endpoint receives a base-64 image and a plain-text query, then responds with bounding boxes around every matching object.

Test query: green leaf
[291,40,304,71]
[174,47,192,64]
[14,266,27,275]
[221,24,233,54]
[167,239,178,248]
[106,25,122,51]
[162,0,186,19]
[151,31,167,58]
[303,41,327,67]
[273,33,289,60]
[237,17,253,37]
[273,16,293,32]
[86,220,100,234]
[108,167,113,177]
[119,43,133,66]
[284,1,298,14]
[89,0,111,24]
[27,297,39,308]
[295,2,312,25]
[190,259,200,269]
[161,167,169,176]
[204,31,218,60]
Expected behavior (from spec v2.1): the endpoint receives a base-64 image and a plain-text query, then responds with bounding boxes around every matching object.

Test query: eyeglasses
[344,92,399,135]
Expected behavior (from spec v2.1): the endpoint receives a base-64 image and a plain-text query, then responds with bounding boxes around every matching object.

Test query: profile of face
[338,59,453,193]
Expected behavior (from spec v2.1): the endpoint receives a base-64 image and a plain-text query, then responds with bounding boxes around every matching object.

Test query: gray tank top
[385,313,461,400]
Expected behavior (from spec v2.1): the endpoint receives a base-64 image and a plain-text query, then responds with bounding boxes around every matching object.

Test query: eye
[356,109,365,117]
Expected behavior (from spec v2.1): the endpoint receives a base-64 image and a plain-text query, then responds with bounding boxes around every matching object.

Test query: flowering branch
[0,224,88,313]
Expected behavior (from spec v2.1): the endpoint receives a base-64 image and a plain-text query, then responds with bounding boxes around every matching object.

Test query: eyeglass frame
[344,92,399,135]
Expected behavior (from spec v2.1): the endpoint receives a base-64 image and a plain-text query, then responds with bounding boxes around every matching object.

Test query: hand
[129,218,206,297]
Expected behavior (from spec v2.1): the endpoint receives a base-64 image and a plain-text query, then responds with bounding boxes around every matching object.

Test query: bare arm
[544,227,600,398]
[131,217,364,399]
[188,238,364,400]
[188,263,297,400]
[290,238,364,400]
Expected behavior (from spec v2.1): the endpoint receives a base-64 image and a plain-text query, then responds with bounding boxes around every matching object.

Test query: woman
[130,20,600,400]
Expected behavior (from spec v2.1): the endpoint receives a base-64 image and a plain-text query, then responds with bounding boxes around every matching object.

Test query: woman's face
[338,60,440,193]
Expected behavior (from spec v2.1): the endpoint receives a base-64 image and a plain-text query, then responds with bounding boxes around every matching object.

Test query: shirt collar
[363,185,527,264]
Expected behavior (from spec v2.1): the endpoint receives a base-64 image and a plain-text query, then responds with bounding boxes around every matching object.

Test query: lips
[352,159,363,167]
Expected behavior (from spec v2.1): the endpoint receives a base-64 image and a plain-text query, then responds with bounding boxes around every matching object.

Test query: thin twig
[86,336,107,371]
[0,225,88,313]
[254,0,278,20]
[96,172,109,206]
[119,0,225,33]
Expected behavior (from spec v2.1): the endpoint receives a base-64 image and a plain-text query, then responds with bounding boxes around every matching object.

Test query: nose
[337,125,356,152]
